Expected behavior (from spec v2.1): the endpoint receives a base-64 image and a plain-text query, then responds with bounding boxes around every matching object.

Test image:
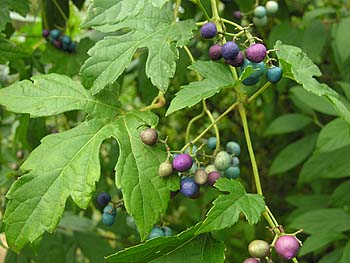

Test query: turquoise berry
[242,76,260,86]
[62,35,71,45]
[185,145,198,155]
[226,141,241,156]
[266,1,279,14]
[102,212,116,226]
[232,156,240,166]
[207,137,217,150]
[254,6,267,18]
[215,151,232,171]
[148,226,165,240]
[267,66,283,83]
[190,162,198,174]
[225,166,240,179]
[241,59,266,79]
[162,226,173,237]
[253,16,268,27]
[103,204,117,216]
[50,29,60,40]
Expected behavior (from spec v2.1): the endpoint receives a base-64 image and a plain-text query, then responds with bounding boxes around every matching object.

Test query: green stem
[52,0,68,22]
[194,0,210,21]
[247,82,271,103]
[185,111,206,143]
[203,100,220,155]
[221,18,244,30]
[210,0,219,20]
[40,0,49,29]
[174,0,182,20]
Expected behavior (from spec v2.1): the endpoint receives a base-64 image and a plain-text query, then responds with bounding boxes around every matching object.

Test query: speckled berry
[97,192,111,207]
[266,1,279,14]
[148,226,165,239]
[215,151,232,171]
[243,258,259,263]
[140,128,158,145]
[209,44,222,61]
[180,177,200,198]
[275,235,300,260]
[173,153,193,172]
[267,66,283,83]
[226,51,244,67]
[246,44,267,63]
[222,41,239,60]
[207,171,221,186]
[158,161,173,177]
[225,166,240,179]
[194,169,208,185]
[201,22,217,39]
[249,240,270,258]
[254,6,267,18]
[207,137,217,150]
[226,141,241,156]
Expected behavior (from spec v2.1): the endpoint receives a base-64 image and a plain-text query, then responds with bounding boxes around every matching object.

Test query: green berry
[226,141,241,156]
[254,6,267,18]
[266,1,279,14]
[158,161,173,177]
[194,169,208,185]
[253,16,268,27]
[248,240,271,258]
[215,151,232,171]
[205,164,218,174]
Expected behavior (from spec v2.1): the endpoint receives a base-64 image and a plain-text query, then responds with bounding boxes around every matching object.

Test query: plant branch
[193,0,210,21]
[141,91,165,111]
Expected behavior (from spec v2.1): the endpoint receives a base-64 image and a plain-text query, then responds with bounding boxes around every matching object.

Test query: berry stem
[221,18,244,30]
[247,82,271,103]
[141,91,165,111]
[185,111,206,144]
[193,0,211,21]
[40,0,49,30]
[210,0,220,21]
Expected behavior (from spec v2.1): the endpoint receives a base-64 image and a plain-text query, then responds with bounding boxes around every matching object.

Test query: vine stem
[193,0,210,21]
[52,0,68,22]
[40,0,49,29]
[174,0,182,20]
[203,100,221,154]
[141,91,165,111]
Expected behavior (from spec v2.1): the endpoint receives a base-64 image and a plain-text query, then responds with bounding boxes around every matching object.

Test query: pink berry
[275,235,300,260]
[243,258,259,263]
[172,154,193,172]
[209,44,222,61]
[226,51,244,67]
[207,171,221,186]
[245,44,267,63]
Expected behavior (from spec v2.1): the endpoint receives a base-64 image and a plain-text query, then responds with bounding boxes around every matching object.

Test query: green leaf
[3,119,113,251]
[341,240,350,263]
[330,181,350,207]
[166,61,234,116]
[0,0,30,31]
[332,19,350,66]
[299,146,350,182]
[111,111,172,240]
[302,20,327,62]
[196,178,265,234]
[264,113,312,136]
[319,248,344,263]
[81,2,196,93]
[316,118,350,153]
[0,36,29,64]
[303,7,336,25]
[289,208,350,234]
[270,133,317,175]
[106,226,225,263]
[0,74,120,119]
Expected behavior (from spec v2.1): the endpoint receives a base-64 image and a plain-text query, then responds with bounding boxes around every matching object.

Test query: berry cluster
[96,192,117,226]
[42,29,76,53]
[148,225,173,239]
[243,235,301,262]
[253,1,279,27]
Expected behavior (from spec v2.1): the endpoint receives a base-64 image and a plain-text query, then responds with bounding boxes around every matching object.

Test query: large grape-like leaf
[275,41,350,124]
[0,74,120,119]
[81,2,196,94]
[3,119,114,251]
[196,178,265,234]
[106,225,225,263]
[111,111,173,240]
[166,61,235,116]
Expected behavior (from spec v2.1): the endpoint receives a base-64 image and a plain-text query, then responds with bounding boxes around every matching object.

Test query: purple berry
[207,171,221,186]
[243,258,259,263]
[275,235,300,260]
[42,29,50,38]
[222,41,239,60]
[180,177,200,198]
[226,51,244,67]
[53,39,62,49]
[209,44,222,61]
[233,11,242,20]
[245,44,267,63]
[172,153,193,172]
[97,192,111,207]
[200,22,217,39]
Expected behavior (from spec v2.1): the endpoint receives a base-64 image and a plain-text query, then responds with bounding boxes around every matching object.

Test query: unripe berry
[245,44,267,63]
[180,177,200,198]
[190,162,198,174]
[68,41,76,52]
[275,235,300,260]
[194,169,208,185]
[148,226,165,239]
[207,171,221,186]
[254,6,267,18]
[173,153,193,172]
[205,164,218,174]
[209,44,222,61]
[50,29,61,40]
[243,76,260,86]
[253,16,268,27]
[158,161,173,177]
[207,137,217,150]
[226,51,244,67]
[267,66,283,83]
[185,145,198,155]
[215,151,232,171]
[222,41,239,60]
[248,240,270,258]
[162,226,173,237]
[266,1,279,14]
[232,156,240,166]
[140,128,158,145]
[97,192,111,207]
[243,258,259,263]
[226,141,241,156]
[225,166,240,179]
[200,22,217,39]
[102,212,116,226]
[62,35,71,45]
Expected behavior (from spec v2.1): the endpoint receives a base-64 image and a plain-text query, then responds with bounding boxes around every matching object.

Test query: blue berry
[222,41,239,60]
[148,226,165,239]
[215,151,232,171]
[102,212,116,226]
[162,226,173,237]
[225,166,240,179]
[67,41,76,52]
[103,204,117,216]
[50,29,61,40]
[189,162,198,174]
[185,145,198,155]
[97,192,111,207]
[232,156,240,166]
[180,177,200,198]
[267,66,283,83]
[200,22,217,39]
[126,215,137,229]
[254,6,267,18]
[226,141,241,156]
[207,137,217,150]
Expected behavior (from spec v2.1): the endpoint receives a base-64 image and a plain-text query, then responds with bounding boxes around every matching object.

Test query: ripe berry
[253,16,268,27]
[226,141,241,156]
[42,29,50,38]
[232,156,240,166]
[173,153,193,172]
[233,11,242,20]
[200,22,217,39]
[207,137,217,150]
[180,177,200,198]
[209,44,222,61]
[62,35,72,51]
[222,41,239,60]
[207,171,221,186]
[158,161,173,177]
[275,235,300,260]
[226,51,244,67]
[248,240,270,258]
[102,212,116,226]
[194,169,208,185]
[103,204,117,216]
[97,192,111,207]
[53,39,62,49]
[224,166,240,179]
[162,226,173,237]
[148,226,165,239]
[266,1,279,14]
[243,258,259,263]
[245,44,267,63]
[50,29,60,40]
[215,151,232,171]
[267,66,283,83]
[140,128,158,145]
[254,6,267,18]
